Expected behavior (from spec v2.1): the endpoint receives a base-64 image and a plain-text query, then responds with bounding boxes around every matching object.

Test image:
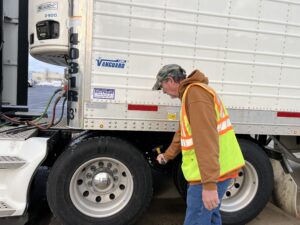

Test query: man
[153,64,245,225]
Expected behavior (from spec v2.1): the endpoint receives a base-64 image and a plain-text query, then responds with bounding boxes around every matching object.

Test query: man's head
[152,64,186,98]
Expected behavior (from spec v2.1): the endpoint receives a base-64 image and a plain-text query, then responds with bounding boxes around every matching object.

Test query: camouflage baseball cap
[152,64,185,90]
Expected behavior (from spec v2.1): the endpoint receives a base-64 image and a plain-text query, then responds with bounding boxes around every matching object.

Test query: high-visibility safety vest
[180,83,245,182]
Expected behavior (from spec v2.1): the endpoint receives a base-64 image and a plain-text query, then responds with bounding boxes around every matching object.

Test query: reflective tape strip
[214,95,227,118]
[181,119,187,137]
[217,115,229,125]
[181,137,194,150]
[128,104,158,111]
[181,137,194,148]
[219,126,233,135]
[220,108,225,118]
[215,96,222,113]
[217,117,232,134]
[181,114,192,138]
[277,112,300,118]
[181,145,195,151]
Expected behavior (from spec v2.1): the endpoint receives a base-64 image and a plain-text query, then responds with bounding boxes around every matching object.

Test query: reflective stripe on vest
[180,83,245,182]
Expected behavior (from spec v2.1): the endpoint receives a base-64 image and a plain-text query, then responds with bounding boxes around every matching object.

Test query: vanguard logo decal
[96,58,126,69]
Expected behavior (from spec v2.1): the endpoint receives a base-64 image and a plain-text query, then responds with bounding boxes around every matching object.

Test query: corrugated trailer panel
[73,0,300,134]
[89,0,300,108]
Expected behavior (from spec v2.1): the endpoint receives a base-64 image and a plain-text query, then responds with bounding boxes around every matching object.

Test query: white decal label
[37,2,58,12]
[93,88,115,100]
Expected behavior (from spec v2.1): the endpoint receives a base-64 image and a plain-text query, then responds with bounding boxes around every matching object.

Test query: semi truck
[1,0,300,224]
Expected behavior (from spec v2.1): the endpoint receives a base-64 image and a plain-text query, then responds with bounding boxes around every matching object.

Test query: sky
[29,55,65,73]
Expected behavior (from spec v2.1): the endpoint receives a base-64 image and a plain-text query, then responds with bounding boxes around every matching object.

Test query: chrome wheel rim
[221,161,259,212]
[69,157,133,218]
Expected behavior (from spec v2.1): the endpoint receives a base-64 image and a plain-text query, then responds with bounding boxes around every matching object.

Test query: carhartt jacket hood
[178,69,209,99]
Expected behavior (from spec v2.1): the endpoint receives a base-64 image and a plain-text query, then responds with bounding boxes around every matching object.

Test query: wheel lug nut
[107,163,112,168]
[96,196,101,203]
[91,166,96,172]
[86,173,92,179]
[113,169,118,174]
[109,194,115,200]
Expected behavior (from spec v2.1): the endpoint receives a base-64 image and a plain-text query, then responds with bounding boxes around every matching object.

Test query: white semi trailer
[1,0,300,225]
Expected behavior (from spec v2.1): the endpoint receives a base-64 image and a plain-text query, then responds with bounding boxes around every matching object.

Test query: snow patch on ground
[35,80,63,87]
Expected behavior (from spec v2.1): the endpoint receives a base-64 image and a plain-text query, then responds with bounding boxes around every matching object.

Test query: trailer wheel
[47,136,153,225]
[173,138,274,225]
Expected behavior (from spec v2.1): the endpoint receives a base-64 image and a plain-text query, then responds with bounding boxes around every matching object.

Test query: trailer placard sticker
[37,2,58,12]
[168,113,177,120]
[96,58,126,69]
[93,88,115,100]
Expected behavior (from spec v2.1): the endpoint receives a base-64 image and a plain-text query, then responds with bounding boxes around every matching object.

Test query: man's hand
[156,154,168,165]
[202,189,220,210]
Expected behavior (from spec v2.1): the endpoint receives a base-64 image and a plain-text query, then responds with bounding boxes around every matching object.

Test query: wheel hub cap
[93,171,114,192]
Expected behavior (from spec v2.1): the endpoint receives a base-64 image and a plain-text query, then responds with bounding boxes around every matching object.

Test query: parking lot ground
[46,172,300,225]
[136,199,300,225]
[48,198,300,225]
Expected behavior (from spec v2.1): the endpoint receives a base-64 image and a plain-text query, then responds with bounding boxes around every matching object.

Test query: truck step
[0,201,15,216]
[0,156,26,169]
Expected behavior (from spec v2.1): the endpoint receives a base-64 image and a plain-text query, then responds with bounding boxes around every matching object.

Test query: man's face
[161,77,180,98]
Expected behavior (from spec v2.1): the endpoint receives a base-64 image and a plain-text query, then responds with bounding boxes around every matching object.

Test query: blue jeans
[183,179,232,225]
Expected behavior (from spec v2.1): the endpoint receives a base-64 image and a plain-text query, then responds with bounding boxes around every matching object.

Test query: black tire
[221,139,274,225]
[47,136,153,225]
[173,138,274,225]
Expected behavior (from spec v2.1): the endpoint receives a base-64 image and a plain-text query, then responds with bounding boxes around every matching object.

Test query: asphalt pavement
[28,85,64,115]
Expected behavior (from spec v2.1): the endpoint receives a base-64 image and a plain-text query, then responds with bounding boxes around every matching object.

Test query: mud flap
[271,159,300,218]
